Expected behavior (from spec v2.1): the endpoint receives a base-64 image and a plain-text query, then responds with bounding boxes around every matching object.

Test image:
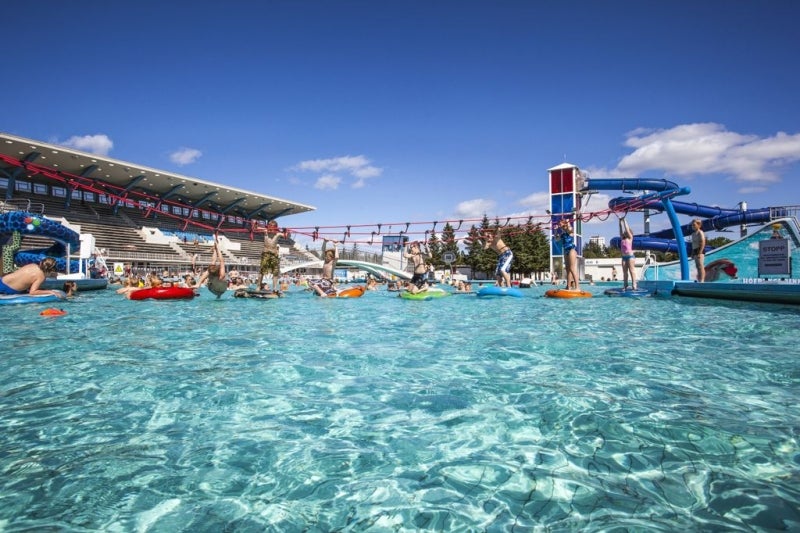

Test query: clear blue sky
[4,1,799,248]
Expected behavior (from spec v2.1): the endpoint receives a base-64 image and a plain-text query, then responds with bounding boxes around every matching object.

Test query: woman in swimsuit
[558,219,581,291]
[619,218,637,290]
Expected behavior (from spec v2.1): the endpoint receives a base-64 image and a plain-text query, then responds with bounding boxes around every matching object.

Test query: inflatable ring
[335,285,366,298]
[544,288,593,299]
[476,286,524,298]
[129,287,196,300]
[0,292,65,305]
[399,287,449,300]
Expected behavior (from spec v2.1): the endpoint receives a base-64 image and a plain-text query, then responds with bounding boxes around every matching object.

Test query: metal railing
[0,199,46,214]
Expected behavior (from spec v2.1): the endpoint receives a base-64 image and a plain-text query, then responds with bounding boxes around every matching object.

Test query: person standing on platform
[557,219,581,291]
[691,218,706,283]
[619,218,637,290]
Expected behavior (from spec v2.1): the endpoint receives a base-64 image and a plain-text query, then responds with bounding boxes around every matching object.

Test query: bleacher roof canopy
[0,132,315,223]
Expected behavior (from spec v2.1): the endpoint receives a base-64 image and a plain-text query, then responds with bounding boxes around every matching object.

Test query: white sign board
[758,239,790,276]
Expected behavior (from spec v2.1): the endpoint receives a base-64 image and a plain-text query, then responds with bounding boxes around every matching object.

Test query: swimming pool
[1,286,798,531]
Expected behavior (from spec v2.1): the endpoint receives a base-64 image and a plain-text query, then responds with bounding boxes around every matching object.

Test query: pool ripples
[1,288,798,530]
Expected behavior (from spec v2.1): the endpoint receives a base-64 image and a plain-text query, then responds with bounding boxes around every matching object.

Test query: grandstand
[0,132,319,276]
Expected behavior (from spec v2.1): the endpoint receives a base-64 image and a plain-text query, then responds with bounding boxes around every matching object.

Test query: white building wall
[584,257,646,281]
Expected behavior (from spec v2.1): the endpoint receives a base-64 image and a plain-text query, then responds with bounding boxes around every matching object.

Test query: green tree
[440,222,460,261]
[708,236,731,249]
[463,216,493,278]
[502,221,551,279]
[426,231,442,268]
[582,240,605,259]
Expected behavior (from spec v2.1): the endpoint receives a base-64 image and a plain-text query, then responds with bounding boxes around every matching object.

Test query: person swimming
[0,257,65,298]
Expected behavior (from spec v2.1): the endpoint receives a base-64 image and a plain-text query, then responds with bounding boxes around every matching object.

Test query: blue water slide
[585,178,682,192]
[584,178,693,279]
[611,198,773,238]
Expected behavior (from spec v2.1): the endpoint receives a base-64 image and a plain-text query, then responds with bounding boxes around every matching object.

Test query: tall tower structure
[548,163,584,280]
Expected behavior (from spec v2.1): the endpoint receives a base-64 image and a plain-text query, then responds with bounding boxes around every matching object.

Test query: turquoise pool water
[1,286,798,531]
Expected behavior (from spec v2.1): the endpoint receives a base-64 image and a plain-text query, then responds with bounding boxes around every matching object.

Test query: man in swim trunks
[0,257,65,298]
[257,221,282,292]
[690,218,706,283]
[482,229,513,287]
[312,239,341,297]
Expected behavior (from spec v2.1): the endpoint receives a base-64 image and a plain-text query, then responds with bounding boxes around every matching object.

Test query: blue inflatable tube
[604,288,650,298]
[0,292,66,305]
[476,286,524,298]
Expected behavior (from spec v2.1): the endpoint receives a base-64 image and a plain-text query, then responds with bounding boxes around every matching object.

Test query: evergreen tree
[440,222,460,262]
[463,217,491,278]
[426,231,442,268]
[582,240,605,259]
[708,236,731,248]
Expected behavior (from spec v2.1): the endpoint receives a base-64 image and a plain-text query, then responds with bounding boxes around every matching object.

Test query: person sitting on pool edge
[481,228,513,288]
[0,257,65,298]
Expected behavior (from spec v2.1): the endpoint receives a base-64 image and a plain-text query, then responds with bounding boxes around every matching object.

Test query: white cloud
[314,174,341,190]
[454,198,496,218]
[294,155,382,188]
[170,147,202,166]
[517,191,550,213]
[61,134,113,155]
[738,185,768,194]
[616,123,800,183]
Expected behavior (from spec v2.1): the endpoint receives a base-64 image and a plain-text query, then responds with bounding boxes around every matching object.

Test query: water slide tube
[608,199,776,253]
[0,211,80,272]
[584,178,692,279]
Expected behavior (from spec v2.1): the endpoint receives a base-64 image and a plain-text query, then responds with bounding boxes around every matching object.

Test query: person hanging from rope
[311,238,341,297]
[618,216,638,291]
[194,234,228,298]
[556,218,581,291]
[404,240,430,294]
[481,227,513,288]
[257,220,282,293]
